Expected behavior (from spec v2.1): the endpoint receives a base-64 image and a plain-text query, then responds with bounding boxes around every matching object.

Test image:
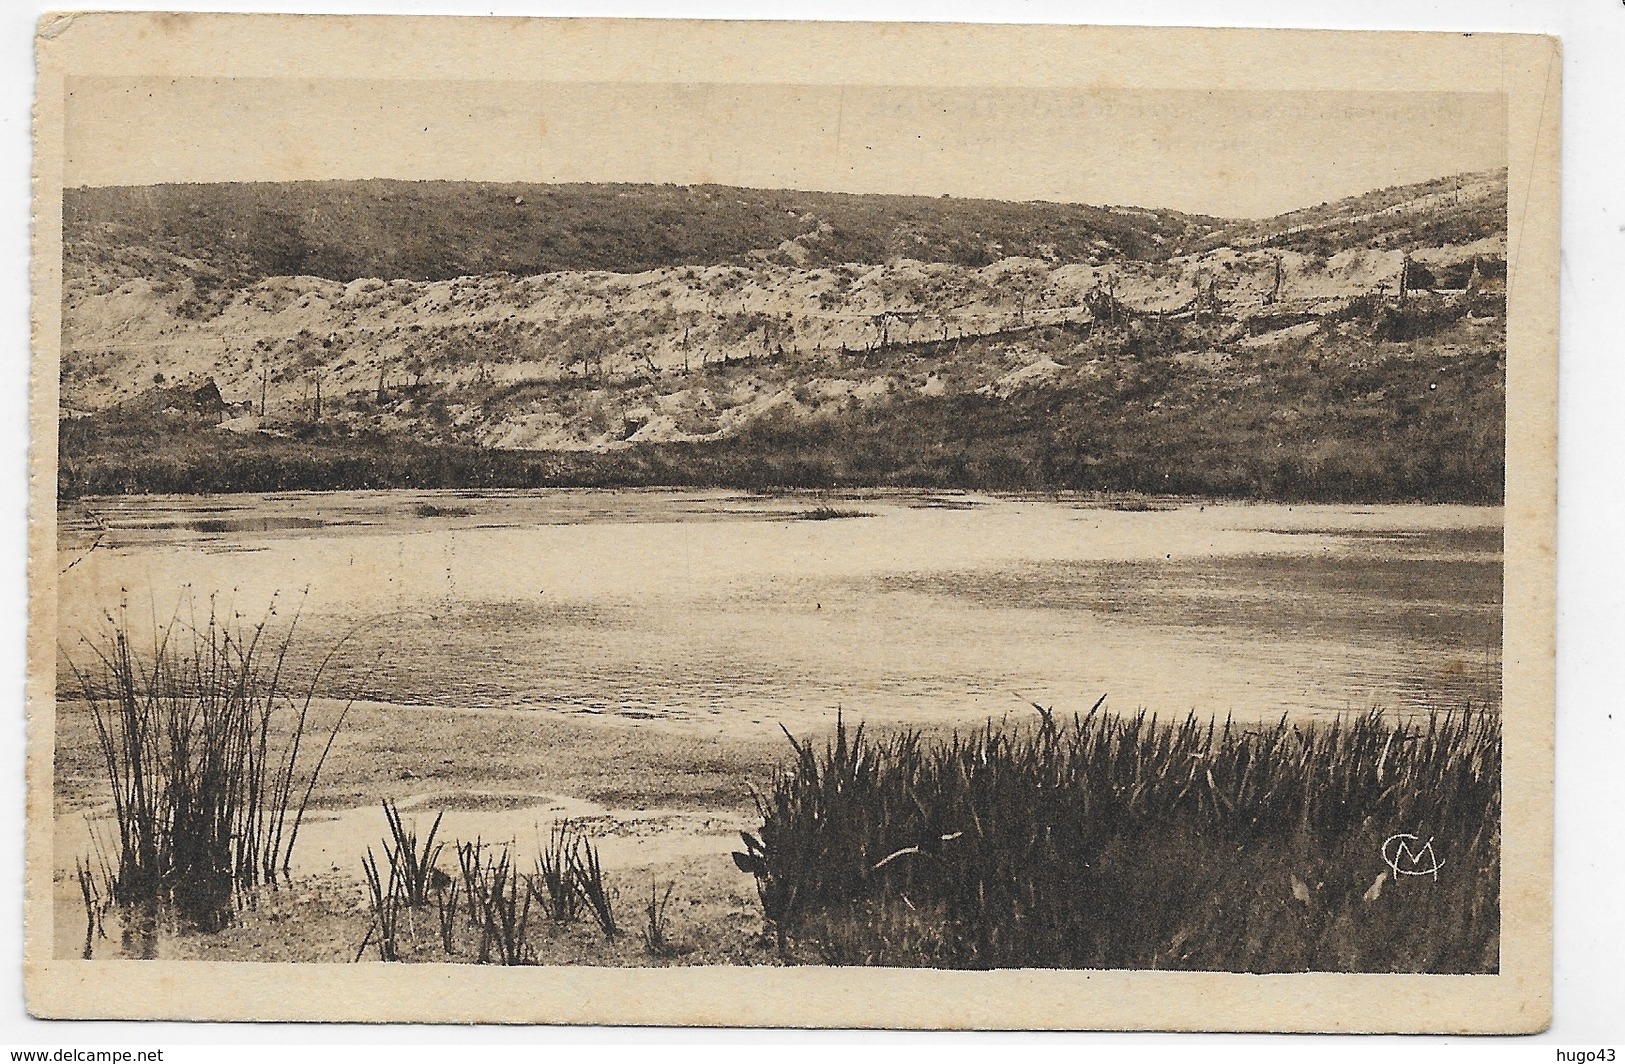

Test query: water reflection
[57,491,1502,727]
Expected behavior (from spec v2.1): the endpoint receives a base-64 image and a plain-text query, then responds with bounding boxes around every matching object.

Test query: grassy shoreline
[57,315,1505,505]
[54,691,1499,971]
[748,708,1498,971]
[56,422,1504,504]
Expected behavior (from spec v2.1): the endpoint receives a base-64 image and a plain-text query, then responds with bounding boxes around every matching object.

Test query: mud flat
[52,698,814,964]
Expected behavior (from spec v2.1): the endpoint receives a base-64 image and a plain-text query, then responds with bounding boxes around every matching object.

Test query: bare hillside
[58,170,1509,501]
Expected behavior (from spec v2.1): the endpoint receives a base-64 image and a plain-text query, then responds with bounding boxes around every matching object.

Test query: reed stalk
[67,599,354,932]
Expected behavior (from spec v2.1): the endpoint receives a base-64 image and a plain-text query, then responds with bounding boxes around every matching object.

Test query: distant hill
[63,180,1217,290]
[1203,169,1506,256]
[57,169,1508,503]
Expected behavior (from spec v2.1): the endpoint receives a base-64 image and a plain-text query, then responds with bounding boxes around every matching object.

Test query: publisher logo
[1381,833,1444,880]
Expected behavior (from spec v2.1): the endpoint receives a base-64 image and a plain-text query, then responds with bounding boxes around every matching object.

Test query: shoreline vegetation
[57,299,1505,504]
[64,606,352,940]
[742,708,1498,971]
[57,612,1500,972]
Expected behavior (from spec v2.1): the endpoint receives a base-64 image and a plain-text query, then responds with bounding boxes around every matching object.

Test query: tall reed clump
[67,600,352,932]
[735,704,1501,972]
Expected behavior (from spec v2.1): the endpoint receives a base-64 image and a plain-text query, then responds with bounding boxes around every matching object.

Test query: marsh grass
[458,839,534,965]
[74,858,103,959]
[641,880,677,957]
[788,507,871,521]
[349,819,631,964]
[738,703,1500,971]
[358,846,402,961]
[380,800,445,907]
[413,503,474,518]
[357,802,447,961]
[568,835,618,940]
[535,821,582,924]
[67,600,353,932]
[433,877,461,954]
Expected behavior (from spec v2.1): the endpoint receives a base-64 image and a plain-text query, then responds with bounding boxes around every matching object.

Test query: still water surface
[56,490,1502,729]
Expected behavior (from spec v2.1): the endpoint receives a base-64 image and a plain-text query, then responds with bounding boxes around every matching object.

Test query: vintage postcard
[26,13,1558,1030]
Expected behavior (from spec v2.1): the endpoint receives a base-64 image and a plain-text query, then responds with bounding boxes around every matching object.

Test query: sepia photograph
[25,13,1559,1030]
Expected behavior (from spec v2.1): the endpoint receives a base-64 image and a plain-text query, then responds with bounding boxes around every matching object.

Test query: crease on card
[38,13,79,41]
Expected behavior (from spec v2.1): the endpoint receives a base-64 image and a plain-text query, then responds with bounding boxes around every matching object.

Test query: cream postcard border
[25,13,1560,1031]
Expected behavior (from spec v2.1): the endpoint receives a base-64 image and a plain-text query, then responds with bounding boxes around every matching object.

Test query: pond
[55,489,1502,731]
